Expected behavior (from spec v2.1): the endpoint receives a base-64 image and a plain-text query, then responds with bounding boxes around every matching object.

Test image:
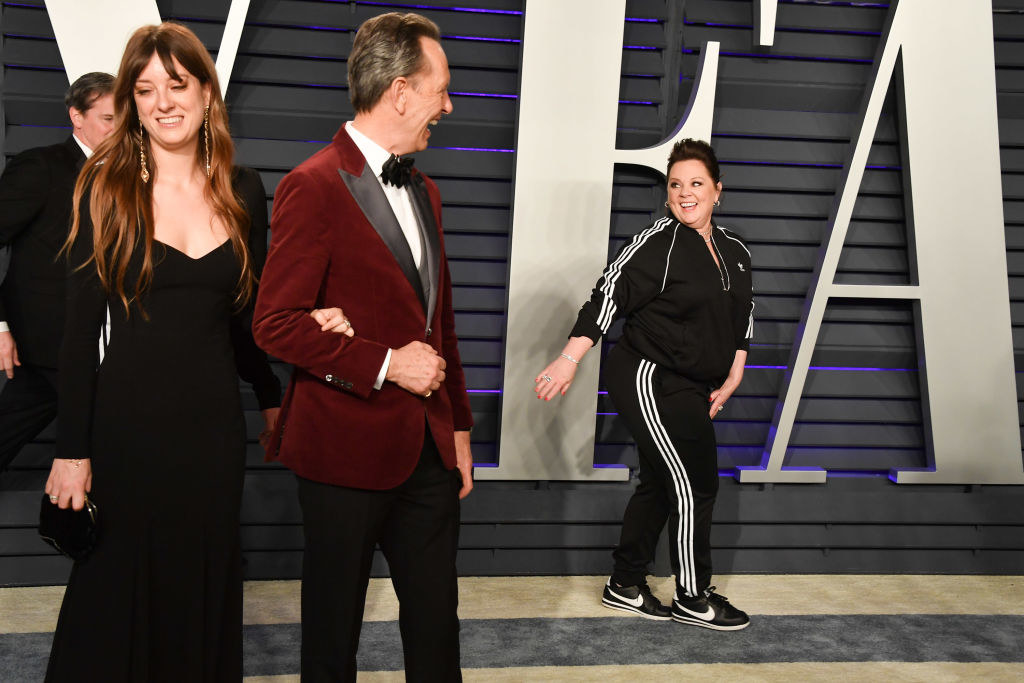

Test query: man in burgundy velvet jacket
[253,12,473,682]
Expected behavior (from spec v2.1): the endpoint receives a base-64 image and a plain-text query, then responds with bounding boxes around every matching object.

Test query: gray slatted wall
[0,0,1021,586]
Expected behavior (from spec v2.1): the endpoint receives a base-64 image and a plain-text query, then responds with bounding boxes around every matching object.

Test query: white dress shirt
[345,122,428,389]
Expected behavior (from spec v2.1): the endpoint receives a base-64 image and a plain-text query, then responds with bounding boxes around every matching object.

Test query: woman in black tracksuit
[536,139,753,631]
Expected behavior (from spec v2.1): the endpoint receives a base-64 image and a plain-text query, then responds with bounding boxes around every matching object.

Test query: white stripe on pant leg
[637,361,696,597]
[633,362,690,589]
[634,359,698,597]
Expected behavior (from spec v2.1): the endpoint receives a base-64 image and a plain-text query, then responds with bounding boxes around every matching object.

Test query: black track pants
[605,345,719,599]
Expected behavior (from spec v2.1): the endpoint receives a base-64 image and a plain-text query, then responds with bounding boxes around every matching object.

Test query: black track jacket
[570,215,754,385]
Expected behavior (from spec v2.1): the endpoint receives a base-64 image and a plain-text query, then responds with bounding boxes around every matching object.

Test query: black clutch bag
[38,494,99,561]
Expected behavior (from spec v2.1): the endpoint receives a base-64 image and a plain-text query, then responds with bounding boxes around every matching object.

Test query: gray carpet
[2,615,1022,680]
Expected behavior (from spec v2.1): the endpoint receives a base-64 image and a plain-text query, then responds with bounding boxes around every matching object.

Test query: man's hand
[0,331,19,380]
[386,341,445,397]
[454,430,473,499]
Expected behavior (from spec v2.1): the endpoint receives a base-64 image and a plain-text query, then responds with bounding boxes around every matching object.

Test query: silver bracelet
[560,353,580,365]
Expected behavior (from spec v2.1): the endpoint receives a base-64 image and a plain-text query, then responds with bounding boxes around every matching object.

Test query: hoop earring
[664,201,669,208]
[714,199,721,207]
[137,125,150,184]
[203,105,211,179]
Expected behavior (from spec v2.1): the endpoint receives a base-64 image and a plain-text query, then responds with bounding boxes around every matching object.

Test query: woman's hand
[708,377,740,419]
[44,459,92,511]
[534,356,578,401]
[534,337,594,402]
[310,307,354,336]
[259,407,281,452]
[709,350,747,419]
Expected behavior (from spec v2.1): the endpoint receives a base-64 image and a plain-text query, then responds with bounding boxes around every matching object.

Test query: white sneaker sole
[671,613,750,631]
[601,597,672,621]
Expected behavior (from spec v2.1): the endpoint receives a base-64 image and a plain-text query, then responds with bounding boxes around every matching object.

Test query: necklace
[695,226,712,242]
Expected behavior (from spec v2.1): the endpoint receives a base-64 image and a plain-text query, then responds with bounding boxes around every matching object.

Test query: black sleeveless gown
[46,171,279,682]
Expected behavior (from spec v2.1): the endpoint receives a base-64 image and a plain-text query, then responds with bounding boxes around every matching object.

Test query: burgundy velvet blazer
[253,125,473,490]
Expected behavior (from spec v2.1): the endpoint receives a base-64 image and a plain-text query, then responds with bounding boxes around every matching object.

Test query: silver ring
[542,375,552,382]
[717,406,724,412]
[48,495,58,503]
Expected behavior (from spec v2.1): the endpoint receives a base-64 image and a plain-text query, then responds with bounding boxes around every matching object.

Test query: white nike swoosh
[610,589,644,608]
[676,602,715,619]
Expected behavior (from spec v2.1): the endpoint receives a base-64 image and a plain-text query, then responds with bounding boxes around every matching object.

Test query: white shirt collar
[345,121,393,179]
[71,133,94,158]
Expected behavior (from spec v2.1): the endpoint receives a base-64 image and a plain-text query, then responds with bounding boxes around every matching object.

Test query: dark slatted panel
[2,0,1022,585]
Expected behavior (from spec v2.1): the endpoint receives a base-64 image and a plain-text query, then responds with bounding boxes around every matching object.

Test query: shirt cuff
[0,321,8,333]
[373,348,391,390]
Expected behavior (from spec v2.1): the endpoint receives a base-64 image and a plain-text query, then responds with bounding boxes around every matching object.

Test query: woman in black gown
[43,23,280,680]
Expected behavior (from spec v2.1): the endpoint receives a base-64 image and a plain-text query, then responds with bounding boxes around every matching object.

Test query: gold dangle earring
[203,105,211,179]
[137,124,150,184]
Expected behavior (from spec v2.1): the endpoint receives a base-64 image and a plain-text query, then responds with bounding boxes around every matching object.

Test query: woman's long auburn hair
[66,22,253,315]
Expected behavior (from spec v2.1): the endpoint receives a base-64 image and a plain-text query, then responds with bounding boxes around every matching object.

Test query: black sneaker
[602,578,672,620]
[671,586,750,631]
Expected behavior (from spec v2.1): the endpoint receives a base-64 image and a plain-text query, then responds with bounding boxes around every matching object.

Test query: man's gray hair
[348,12,441,113]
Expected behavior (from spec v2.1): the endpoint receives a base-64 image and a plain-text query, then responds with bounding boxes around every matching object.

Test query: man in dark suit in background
[0,72,115,472]
[253,12,472,682]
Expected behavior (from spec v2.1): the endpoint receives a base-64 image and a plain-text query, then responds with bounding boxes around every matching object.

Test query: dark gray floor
[3,615,1023,680]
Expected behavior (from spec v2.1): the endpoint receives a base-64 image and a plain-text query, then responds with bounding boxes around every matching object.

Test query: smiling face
[133,51,211,155]
[666,158,722,231]
[396,37,452,155]
[69,93,115,151]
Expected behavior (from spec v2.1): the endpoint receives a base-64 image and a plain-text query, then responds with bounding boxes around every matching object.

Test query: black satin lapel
[409,175,441,325]
[338,165,426,309]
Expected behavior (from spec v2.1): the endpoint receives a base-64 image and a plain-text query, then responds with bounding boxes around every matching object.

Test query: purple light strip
[687,48,873,65]
[432,146,515,153]
[625,17,661,23]
[445,34,520,43]
[746,365,916,371]
[780,0,888,6]
[624,44,659,51]
[355,2,522,14]
[281,24,346,32]
[719,159,900,171]
[449,91,517,99]
[697,21,881,37]
[469,466,889,478]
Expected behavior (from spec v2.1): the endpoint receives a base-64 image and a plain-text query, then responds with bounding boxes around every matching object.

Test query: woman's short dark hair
[666,138,721,184]
[64,72,115,113]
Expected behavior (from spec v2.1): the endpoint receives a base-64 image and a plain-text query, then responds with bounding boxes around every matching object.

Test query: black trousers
[295,432,462,683]
[0,363,57,472]
[605,345,719,599]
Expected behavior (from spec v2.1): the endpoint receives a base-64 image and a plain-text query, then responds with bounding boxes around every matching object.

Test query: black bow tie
[381,154,415,188]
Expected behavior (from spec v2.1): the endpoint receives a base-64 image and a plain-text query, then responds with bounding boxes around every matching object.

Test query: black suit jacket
[0,136,85,369]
